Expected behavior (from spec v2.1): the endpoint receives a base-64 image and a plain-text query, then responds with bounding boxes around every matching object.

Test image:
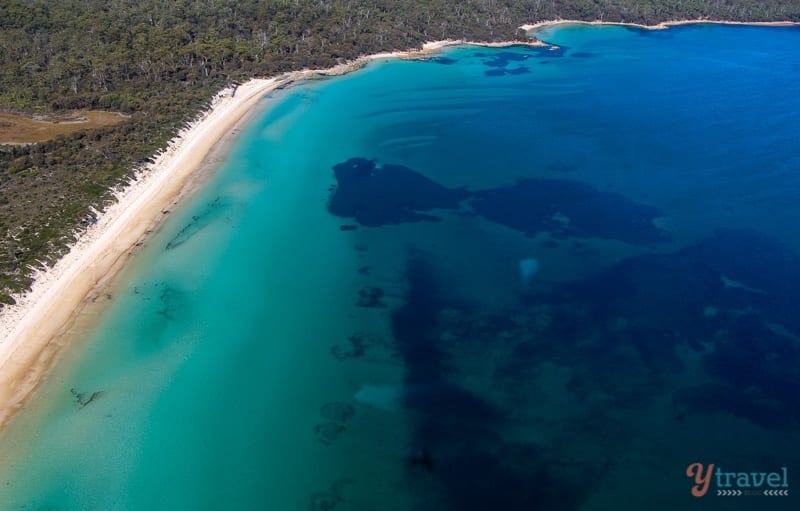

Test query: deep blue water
[1,24,799,510]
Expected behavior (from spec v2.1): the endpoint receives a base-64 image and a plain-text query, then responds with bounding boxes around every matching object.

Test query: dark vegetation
[1,0,798,305]
[327,157,668,245]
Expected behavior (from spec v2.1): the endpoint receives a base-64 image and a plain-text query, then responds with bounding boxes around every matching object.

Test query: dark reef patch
[391,257,449,387]
[327,158,469,226]
[328,159,667,247]
[485,66,530,77]
[391,255,598,511]
[470,178,668,245]
[430,56,457,65]
[314,403,356,445]
[71,388,104,410]
[548,229,800,336]
[158,285,181,320]
[165,196,227,250]
[330,332,386,361]
[384,230,800,507]
[676,313,800,430]
[479,50,540,77]
[481,50,533,68]
[356,286,386,308]
[536,228,800,429]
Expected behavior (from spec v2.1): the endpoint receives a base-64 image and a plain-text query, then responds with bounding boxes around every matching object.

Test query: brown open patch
[0,111,129,144]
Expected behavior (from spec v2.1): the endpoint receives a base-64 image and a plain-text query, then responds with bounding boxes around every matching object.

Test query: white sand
[520,18,800,32]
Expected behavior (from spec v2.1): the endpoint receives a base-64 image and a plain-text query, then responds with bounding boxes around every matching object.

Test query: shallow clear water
[1,24,800,510]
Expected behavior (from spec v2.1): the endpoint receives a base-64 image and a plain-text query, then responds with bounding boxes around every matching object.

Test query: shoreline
[520,18,800,32]
[0,77,280,429]
[1,18,798,430]
[0,40,518,431]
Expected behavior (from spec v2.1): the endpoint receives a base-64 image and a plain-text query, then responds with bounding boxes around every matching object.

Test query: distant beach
[520,18,800,32]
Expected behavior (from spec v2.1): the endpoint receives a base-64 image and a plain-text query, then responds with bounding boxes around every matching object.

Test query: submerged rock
[327,158,469,226]
[70,388,104,409]
[331,333,372,361]
[328,158,668,247]
[165,196,227,250]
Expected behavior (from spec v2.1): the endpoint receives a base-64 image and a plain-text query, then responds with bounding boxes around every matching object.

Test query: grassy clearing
[0,111,128,144]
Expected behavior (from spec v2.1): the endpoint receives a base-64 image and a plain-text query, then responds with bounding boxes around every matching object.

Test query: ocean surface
[1,24,800,510]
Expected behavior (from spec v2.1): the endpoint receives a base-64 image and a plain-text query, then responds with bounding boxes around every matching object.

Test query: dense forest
[0,0,798,305]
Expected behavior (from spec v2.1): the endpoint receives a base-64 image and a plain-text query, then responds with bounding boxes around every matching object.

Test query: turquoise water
[1,24,800,510]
